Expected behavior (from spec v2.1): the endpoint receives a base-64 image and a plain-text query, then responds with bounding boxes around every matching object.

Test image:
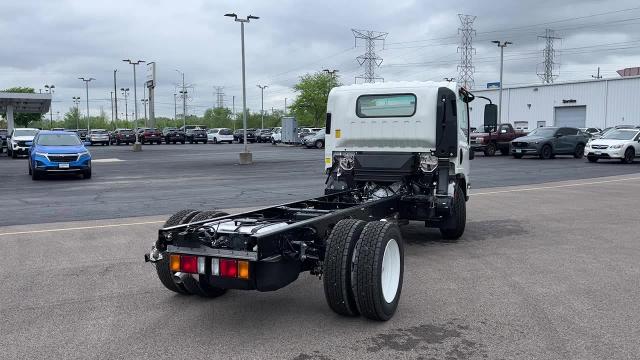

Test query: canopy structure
[0,92,51,132]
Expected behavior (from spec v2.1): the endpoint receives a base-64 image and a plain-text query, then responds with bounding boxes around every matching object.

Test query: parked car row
[469,124,640,164]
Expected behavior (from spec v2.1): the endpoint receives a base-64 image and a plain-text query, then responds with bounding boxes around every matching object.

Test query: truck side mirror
[484,104,498,129]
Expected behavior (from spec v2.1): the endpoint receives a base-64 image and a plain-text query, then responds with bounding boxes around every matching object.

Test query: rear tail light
[238,260,250,279]
[181,255,198,274]
[211,258,220,276]
[169,255,249,279]
[170,255,180,272]
[220,259,237,278]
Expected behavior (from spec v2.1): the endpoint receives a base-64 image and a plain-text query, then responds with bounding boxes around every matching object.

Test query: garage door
[554,106,586,128]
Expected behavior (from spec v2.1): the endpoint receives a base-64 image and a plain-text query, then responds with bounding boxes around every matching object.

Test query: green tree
[0,87,43,127]
[289,72,340,127]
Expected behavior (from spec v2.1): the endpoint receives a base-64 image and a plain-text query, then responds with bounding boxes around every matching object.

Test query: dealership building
[469,75,640,131]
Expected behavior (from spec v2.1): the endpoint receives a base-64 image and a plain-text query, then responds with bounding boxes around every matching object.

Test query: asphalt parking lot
[2,144,640,359]
[1,143,640,226]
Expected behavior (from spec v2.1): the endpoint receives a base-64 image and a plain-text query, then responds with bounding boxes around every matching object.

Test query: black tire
[439,184,466,240]
[315,140,324,149]
[539,145,552,160]
[323,219,367,317]
[351,221,404,321]
[271,140,276,145]
[11,149,17,158]
[484,143,496,156]
[213,138,218,144]
[31,168,42,180]
[189,210,229,223]
[157,140,162,145]
[587,156,598,163]
[181,210,229,298]
[116,140,121,145]
[574,144,585,159]
[155,209,200,294]
[513,154,523,159]
[28,162,32,175]
[622,148,634,164]
[83,168,92,179]
[181,140,185,144]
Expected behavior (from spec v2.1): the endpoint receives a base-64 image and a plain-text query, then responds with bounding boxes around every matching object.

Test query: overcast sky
[1,0,639,120]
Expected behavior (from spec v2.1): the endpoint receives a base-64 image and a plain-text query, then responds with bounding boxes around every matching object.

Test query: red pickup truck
[470,123,527,156]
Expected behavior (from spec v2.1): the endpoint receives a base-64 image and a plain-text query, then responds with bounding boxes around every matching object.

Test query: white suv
[7,128,38,158]
[207,128,234,144]
[585,128,640,163]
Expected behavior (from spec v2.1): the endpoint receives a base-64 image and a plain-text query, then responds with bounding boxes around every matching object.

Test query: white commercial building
[469,76,640,131]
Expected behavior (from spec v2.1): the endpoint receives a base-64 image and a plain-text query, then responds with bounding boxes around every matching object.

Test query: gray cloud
[1,0,639,119]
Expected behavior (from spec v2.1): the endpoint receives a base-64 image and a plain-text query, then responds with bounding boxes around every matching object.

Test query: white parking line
[2,176,639,237]
[0,220,164,237]
[92,158,124,163]
[471,176,640,196]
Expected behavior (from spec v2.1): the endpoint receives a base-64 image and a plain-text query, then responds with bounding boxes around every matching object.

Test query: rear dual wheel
[323,219,404,321]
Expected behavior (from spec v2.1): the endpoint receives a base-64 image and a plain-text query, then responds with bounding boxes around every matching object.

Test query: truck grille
[591,145,608,149]
[48,154,78,162]
[512,142,528,148]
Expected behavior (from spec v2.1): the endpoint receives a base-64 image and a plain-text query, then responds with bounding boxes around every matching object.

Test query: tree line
[1,71,340,130]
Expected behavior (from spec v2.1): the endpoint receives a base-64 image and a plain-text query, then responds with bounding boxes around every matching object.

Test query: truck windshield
[37,134,81,146]
[356,94,416,118]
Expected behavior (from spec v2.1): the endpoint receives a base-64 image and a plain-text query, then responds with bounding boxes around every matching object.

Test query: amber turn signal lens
[238,260,250,279]
[170,254,180,272]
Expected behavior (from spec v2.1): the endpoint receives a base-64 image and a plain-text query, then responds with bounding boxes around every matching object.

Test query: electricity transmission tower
[537,29,561,84]
[352,29,388,83]
[457,14,476,89]
[214,86,225,108]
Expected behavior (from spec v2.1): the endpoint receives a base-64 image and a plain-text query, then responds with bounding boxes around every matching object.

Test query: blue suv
[28,131,92,180]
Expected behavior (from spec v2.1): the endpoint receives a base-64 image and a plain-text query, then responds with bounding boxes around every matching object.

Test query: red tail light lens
[220,259,238,278]
[181,255,198,274]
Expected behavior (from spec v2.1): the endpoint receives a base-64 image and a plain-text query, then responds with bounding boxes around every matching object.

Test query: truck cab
[324,81,473,237]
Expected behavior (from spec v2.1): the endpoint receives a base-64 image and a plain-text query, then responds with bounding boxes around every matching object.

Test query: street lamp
[257,84,268,129]
[225,12,259,165]
[120,88,130,121]
[78,77,95,131]
[44,84,55,128]
[123,59,145,147]
[72,96,81,129]
[492,40,512,125]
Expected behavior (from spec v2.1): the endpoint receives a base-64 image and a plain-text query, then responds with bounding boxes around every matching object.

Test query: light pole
[492,40,512,124]
[175,70,187,130]
[257,84,268,129]
[173,93,177,121]
[72,96,81,130]
[120,88,130,121]
[113,69,118,121]
[123,59,145,146]
[44,84,55,128]
[78,77,95,131]
[141,98,148,124]
[225,12,259,165]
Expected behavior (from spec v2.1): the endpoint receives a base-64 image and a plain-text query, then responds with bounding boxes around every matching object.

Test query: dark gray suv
[511,127,588,159]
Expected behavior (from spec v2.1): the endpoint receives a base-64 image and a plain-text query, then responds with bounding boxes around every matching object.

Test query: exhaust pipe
[173,272,188,284]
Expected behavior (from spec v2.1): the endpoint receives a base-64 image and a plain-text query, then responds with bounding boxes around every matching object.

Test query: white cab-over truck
[146,81,485,321]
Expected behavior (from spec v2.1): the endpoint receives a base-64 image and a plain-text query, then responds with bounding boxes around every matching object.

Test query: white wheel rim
[381,239,401,303]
